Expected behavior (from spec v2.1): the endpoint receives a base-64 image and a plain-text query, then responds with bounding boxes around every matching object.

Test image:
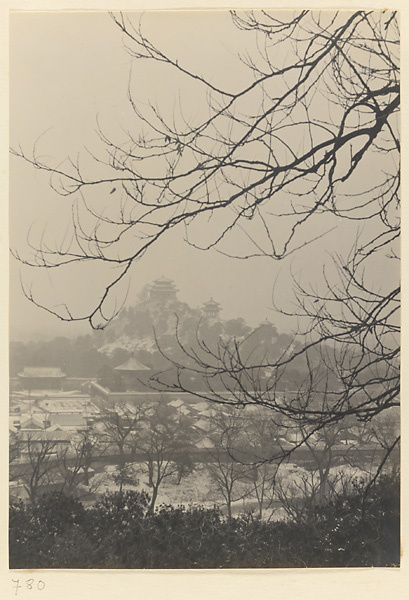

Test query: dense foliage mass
[10,474,399,569]
[10,298,300,387]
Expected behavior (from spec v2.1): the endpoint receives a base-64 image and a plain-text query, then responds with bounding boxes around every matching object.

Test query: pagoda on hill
[258,318,273,328]
[149,277,178,302]
[202,298,222,320]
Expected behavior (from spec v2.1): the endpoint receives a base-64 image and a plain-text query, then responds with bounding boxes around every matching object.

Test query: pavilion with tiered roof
[149,277,179,302]
[202,298,222,319]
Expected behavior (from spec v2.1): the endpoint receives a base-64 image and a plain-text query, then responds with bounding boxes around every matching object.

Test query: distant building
[18,414,49,431]
[149,277,178,302]
[258,317,273,328]
[202,298,222,320]
[114,355,151,390]
[17,367,67,391]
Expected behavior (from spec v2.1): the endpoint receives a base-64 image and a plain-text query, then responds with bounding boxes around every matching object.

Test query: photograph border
[2,1,407,598]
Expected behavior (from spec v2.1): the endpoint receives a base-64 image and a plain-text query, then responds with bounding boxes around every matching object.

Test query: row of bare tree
[10,398,398,519]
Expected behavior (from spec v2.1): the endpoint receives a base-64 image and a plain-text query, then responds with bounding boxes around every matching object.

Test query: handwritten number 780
[11,579,46,595]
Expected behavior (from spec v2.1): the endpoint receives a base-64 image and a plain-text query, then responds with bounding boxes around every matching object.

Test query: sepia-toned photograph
[9,9,400,570]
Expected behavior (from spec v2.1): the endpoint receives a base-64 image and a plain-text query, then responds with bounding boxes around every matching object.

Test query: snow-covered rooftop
[114,356,150,372]
[18,367,66,378]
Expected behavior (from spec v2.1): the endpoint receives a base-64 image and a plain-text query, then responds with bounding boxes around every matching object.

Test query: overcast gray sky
[9,10,398,341]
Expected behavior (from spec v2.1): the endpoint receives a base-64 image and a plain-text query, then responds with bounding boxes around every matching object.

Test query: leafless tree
[300,421,350,504]
[11,11,400,467]
[152,328,399,498]
[203,407,256,519]
[98,401,145,485]
[273,465,340,523]
[371,407,400,452]
[224,408,284,519]
[361,408,400,484]
[244,462,279,521]
[17,434,59,504]
[133,402,195,514]
[56,428,105,496]
[9,434,22,466]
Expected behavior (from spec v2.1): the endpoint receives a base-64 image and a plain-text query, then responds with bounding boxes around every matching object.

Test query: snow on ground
[85,461,372,519]
[90,464,219,508]
[100,335,157,356]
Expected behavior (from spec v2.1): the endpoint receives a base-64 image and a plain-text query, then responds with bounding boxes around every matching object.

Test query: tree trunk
[176,467,183,485]
[147,485,158,515]
[147,463,154,488]
[226,489,232,519]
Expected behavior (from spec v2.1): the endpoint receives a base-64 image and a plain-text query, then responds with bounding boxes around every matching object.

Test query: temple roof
[114,356,150,372]
[18,367,66,379]
[19,430,73,442]
[19,415,46,430]
[151,276,178,291]
[203,297,221,309]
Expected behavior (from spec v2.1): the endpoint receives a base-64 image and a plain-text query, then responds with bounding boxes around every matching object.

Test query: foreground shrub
[9,492,87,569]
[9,475,399,569]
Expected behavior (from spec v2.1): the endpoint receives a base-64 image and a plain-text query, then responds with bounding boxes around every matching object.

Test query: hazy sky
[9,10,398,341]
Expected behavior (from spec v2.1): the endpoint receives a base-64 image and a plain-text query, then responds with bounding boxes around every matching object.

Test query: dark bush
[9,475,399,569]
[9,492,86,568]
